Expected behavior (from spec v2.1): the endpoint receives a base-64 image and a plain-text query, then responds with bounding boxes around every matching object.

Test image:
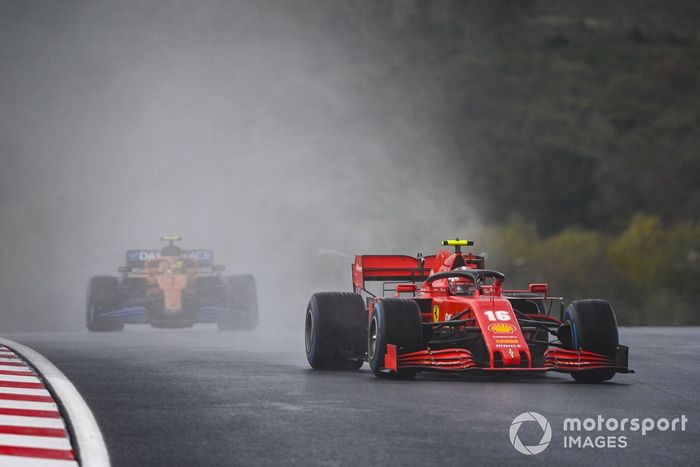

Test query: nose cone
[156,275,189,313]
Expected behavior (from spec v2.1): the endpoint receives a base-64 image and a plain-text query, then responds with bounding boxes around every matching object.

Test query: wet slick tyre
[368,299,422,379]
[305,292,366,370]
[565,299,619,383]
[86,276,124,332]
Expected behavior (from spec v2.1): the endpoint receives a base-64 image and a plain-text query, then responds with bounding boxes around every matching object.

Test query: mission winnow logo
[509,412,689,455]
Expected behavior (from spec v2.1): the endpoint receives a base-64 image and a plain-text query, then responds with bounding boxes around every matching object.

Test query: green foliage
[474,218,534,293]
[607,214,665,290]
[537,228,605,298]
[481,215,700,325]
[343,1,700,234]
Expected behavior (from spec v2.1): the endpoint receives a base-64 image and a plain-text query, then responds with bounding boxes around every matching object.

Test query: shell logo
[489,323,516,334]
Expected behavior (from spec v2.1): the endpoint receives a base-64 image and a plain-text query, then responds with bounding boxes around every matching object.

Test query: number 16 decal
[484,310,511,321]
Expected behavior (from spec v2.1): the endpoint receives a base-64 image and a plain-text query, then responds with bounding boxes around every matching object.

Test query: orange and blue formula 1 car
[86,236,257,331]
[305,239,632,382]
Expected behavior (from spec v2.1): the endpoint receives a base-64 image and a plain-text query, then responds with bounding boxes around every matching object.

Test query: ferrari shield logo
[433,305,440,322]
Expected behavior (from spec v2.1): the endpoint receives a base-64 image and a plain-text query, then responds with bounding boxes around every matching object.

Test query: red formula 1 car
[304,239,633,382]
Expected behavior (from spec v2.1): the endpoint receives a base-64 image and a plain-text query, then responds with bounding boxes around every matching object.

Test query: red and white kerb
[0,345,77,466]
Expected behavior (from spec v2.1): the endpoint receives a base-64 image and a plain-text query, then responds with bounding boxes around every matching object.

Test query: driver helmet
[448,268,476,295]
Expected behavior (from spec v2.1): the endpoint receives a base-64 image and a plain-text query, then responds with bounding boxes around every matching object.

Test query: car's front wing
[99,306,247,324]
[384,344,633,374]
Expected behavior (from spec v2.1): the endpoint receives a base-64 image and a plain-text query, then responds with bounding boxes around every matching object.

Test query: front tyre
[86,276,124,332]
[368,299,422,379]
[565,299,618,383]
[305,292,366,370]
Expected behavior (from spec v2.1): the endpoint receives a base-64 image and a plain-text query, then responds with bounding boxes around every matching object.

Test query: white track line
[0,388,52,397]
[0,375,42,384]
[0,415,66,429]
[0,338,110,467]
[0,366,32,373]
[0,456,77,467]
[0,433,72,450]
[0,400,58,411]
[0,455,78,467]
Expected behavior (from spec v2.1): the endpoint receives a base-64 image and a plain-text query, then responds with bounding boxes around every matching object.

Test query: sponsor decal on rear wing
[126,249,214,267]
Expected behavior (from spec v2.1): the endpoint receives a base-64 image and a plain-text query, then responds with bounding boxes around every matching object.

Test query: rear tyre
[305,292,366,370]
[86,276,124,332]
[565,299,618,383]
[218,275,258,330]
[368,299,422,379]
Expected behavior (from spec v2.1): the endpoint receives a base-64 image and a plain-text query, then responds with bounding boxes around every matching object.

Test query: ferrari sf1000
[305,239,632,382]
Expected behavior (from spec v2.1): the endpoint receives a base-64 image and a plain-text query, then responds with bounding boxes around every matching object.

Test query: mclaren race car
[305,239,633,382]
[87,236,258,331]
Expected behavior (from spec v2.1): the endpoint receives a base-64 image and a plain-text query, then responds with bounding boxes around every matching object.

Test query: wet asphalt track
[3,327,699,467]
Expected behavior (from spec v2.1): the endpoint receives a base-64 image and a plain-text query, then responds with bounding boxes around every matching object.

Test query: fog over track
[5,327,698,466]
[3,4,697,467]
[0,1,478,332]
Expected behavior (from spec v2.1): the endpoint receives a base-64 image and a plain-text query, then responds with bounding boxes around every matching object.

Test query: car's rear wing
[352,255,438,291]
[125,249,215,268]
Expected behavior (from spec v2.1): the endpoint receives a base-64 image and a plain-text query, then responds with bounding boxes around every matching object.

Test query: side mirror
[528,283,548,296]
[396,283,416,294]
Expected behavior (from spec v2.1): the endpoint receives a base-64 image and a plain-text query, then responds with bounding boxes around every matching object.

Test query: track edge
[0,337,111,467]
